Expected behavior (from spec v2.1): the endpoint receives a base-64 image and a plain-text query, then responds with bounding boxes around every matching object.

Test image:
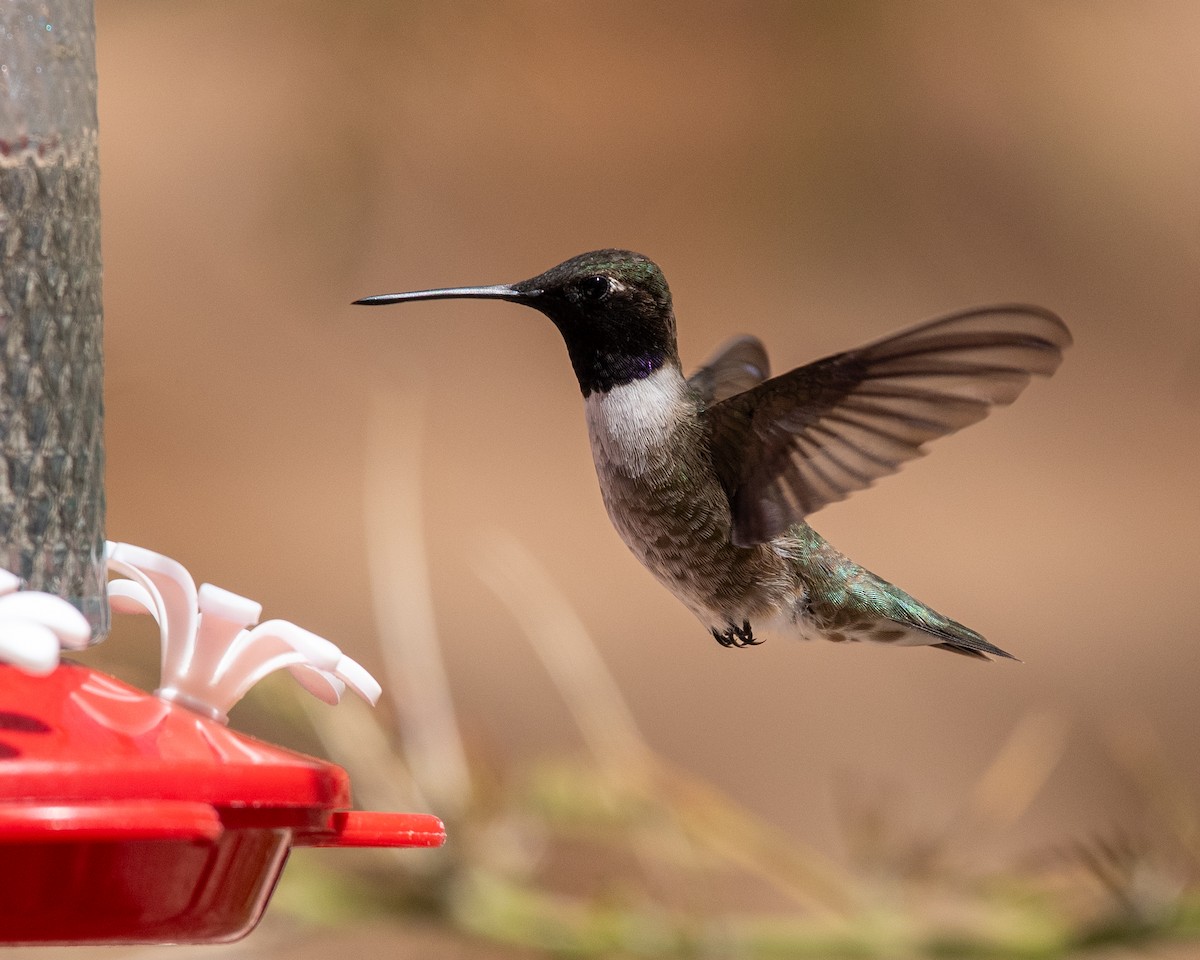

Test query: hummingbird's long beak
[353,284,537,306]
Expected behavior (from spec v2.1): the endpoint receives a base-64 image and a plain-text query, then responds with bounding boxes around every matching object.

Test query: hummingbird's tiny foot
[711,627,736,647]
[711,620,762,648]
[738,619,762,646]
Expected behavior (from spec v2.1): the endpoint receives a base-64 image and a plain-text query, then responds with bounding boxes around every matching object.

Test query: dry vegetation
[254,538,1200,959]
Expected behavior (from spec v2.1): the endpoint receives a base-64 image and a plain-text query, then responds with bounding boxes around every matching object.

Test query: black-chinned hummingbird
[356,250,1070,660]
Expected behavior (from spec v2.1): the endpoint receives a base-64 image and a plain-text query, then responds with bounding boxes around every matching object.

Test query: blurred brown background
[94,0,1199,865]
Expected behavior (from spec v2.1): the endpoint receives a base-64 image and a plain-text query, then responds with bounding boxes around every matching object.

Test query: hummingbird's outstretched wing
[702,305,1071,547]
[687,335,771,405]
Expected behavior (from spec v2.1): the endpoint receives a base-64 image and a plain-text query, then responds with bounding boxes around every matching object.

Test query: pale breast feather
[583,366,690,477]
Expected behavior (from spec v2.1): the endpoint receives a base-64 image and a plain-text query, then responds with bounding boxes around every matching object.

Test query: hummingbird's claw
[712,620,761,648]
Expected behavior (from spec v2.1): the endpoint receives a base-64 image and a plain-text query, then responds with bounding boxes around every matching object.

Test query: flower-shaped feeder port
[0,542,445,945]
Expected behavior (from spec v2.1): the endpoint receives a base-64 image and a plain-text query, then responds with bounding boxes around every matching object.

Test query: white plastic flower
[0,569,92,675]
[104,541,381,722]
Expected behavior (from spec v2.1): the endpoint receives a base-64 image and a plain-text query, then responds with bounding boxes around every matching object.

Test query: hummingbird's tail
[820,579,1017,661]
[829,573,1018,661]
[910,618,1018,661]
[779,525,1019,661]
[836,580,1017,660]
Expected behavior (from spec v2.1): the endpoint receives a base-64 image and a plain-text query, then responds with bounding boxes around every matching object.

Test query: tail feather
[931,642,994,660]
[895,607,1019,661]
[926,632,1019,662]
[782,523,1019,661]
[855,574,1019,662]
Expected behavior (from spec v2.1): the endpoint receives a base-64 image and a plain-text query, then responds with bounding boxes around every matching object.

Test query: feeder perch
[0,543,445,944]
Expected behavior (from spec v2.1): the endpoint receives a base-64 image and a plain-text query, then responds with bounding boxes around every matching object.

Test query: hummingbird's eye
[579,275,613,302]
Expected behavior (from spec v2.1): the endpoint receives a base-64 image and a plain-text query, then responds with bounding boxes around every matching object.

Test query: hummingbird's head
[512,250,678,395]
[355,249,679,397]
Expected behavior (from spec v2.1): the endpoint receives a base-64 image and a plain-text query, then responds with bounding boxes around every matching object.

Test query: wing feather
[687,335,771,405]
[702,304,1071,546]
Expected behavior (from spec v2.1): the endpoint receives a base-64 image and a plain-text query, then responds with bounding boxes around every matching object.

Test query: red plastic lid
[0,662,445,846]
[0,662,346,817]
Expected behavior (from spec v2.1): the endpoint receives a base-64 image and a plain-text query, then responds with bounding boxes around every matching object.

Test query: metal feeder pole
[0,0,107,639]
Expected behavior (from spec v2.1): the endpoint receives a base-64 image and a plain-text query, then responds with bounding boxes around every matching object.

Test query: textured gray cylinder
[0,0,107,638]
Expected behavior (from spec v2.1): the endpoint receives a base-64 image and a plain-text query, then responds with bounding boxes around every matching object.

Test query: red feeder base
[0,663,445,944]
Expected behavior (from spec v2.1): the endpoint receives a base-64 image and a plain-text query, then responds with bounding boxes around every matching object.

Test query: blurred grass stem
[364,385,472,816]
[477,531,857,916]
[967,710,1069,829]
[476,530,648,774]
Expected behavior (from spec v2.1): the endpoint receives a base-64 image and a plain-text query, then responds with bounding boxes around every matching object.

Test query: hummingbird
[356,250,1070,660]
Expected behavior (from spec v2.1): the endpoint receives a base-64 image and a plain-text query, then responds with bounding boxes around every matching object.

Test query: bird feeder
[0,542,446,944]
[1,2,442,944]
